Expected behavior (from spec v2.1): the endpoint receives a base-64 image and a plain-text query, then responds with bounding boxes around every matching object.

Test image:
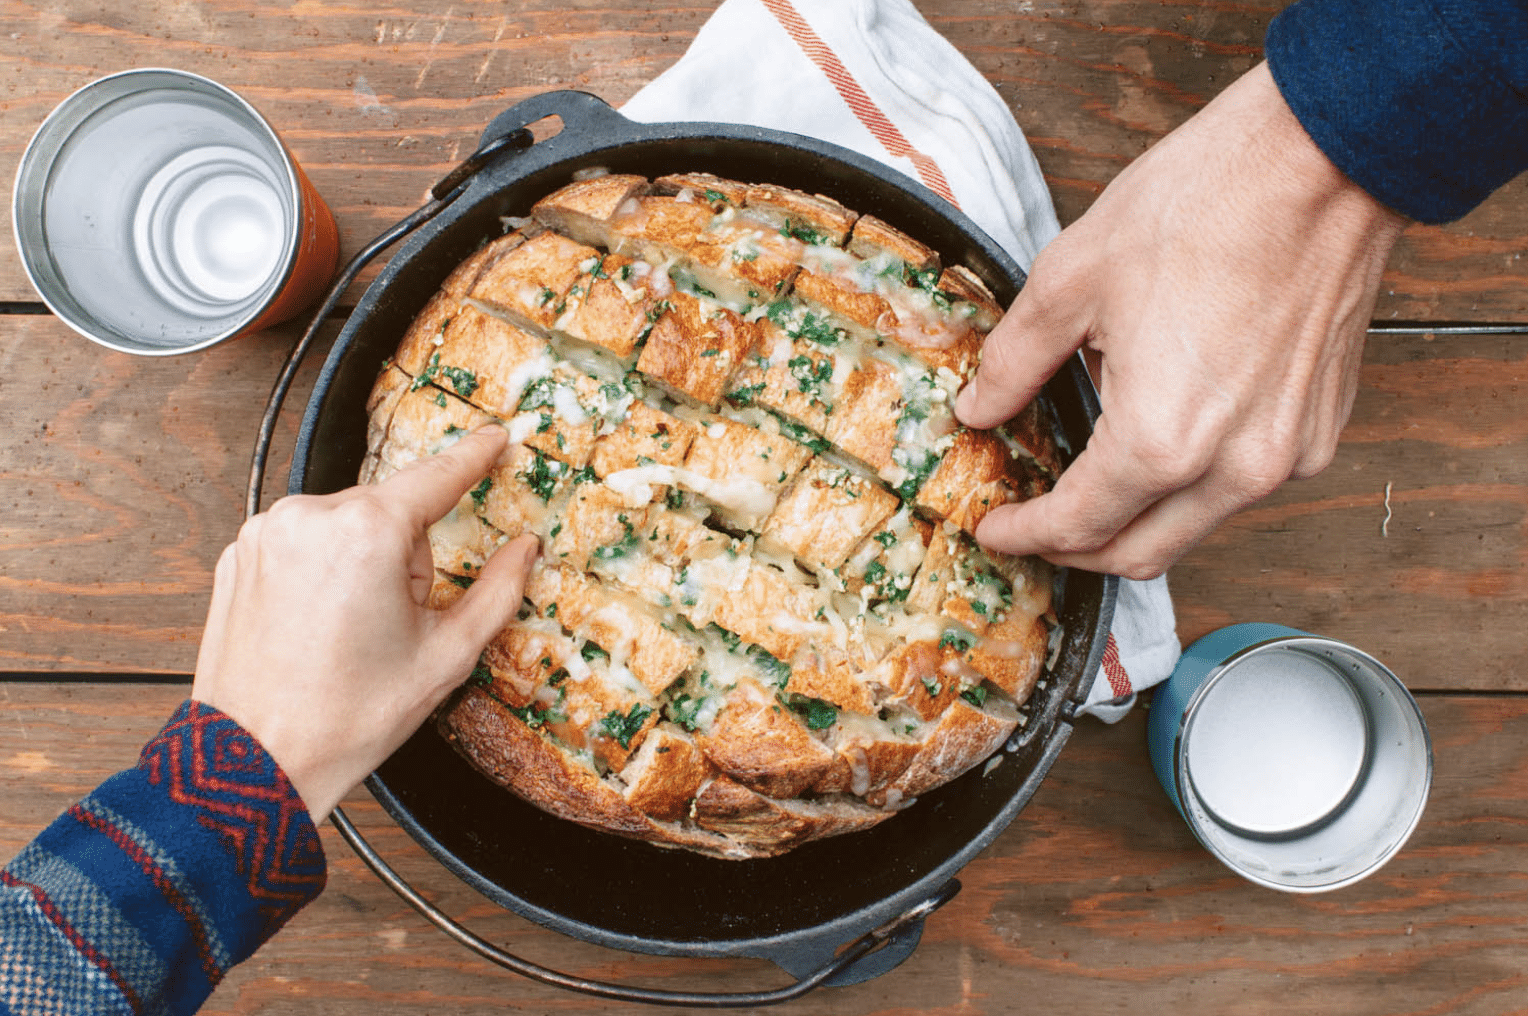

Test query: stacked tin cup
[13,68,337,355]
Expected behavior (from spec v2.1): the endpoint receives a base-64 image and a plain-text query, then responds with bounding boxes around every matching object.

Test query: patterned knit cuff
[135,699,328,951]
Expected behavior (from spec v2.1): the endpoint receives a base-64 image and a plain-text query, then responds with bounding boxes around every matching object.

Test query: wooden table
[4,2,1527,1013]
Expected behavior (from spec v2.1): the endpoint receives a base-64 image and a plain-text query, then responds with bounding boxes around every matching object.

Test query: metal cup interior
[1175,637,1432,892]
[12,68,303,355]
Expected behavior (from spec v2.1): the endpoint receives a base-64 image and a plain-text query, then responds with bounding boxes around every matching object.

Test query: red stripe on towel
[759,0,961,207]
[1101,633,1133,699]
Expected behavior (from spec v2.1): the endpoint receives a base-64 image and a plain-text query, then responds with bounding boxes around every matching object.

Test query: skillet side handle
[758,880,961,987]
[479,89,634,150]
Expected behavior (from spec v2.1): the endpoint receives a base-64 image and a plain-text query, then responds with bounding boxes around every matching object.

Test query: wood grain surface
[6,315,1527,688]
[2,683,1523,1015]
[1,0,1524,319]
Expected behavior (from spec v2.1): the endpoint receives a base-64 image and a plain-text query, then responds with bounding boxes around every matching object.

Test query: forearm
[1,701,326,1016]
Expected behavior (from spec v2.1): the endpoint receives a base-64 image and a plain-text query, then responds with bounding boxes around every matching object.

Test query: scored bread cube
[531,173,649,249]
[557,252,655,358]
[997,400,1063,479]
[589,399,699,478]
[869,640,962,721]
[431,304,551,416]
[865,696,1019,808]
[915,427,1041,534]
[635,293,760,407]
[607,194,718,264]
[709,561,820,663]
[723,317,854,432]
[904,527,1021,640]
[964,608,1049,702]
[695,679,840,798]
[470,230,601,332]
[619,726,711,820]
[513,371,604,468]
[847,215,939,273]
[682,415,811,526]
[479,617,582,708]
[546,483,650,572]
[653,172,749,209]
[743,183,858,247]
[824,358,904,474]
[395,290,461,376]
[937,264,1002,331]
[361,365,413,484]
[379,385,495,473]
[818,722,922,796]
[398,232,530,374]
[762,459,898,572]
[476,445,566,537]
[525,563,699,695]
[428,495,507,578]
[785,643,877,715]
[791,270,889,339]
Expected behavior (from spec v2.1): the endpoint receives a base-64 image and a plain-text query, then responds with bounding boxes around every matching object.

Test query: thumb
[434,534,540,667]
[956,258,1089,430]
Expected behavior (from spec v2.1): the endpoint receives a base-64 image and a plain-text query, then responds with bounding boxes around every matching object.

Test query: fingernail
[954,381,979,424]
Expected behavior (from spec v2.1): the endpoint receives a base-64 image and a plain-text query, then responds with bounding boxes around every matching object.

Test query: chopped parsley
[601,703,653,748]
[782,693,838,730]
[580,642,610,664]
[921,677,943,698]
[747,645,792,687]
[509,701,556,728]
[439,364,479,397]
[516,450,566,502]
[665,694,704,731]
[448,573,475,589]
[787,355,834,397]
[517,376,559,412]
[469,477,493,507]
[704,188,727,204]
[873,530,898,548]
[665,488,686,510]
[725,382,767,408]
[706,624,742,651]
[939,629,978,653]
[467,662,493,688]
[773,414,832,454]
[960,686,989,707]
[780,219,829,246]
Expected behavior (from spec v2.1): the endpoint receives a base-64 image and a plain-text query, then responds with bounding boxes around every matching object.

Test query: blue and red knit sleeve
[1265,0,1528,224]
[0,700,327,1016]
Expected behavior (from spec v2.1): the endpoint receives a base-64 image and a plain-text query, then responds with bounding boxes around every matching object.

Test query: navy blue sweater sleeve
[1266,0,1528,223]
[0,701,326,1016]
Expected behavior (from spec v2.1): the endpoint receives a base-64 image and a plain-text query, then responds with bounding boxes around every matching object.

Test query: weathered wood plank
[1,0,1523,320]
[1171,331,1528,691]
[2,683,1524,1015]
[7,316,1528,688]
[0,314,333,673]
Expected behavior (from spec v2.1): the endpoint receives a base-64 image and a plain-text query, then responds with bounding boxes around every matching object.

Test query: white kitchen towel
[622,0,1180,719]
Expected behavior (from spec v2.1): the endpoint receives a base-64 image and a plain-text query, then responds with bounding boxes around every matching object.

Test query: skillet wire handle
[243,126,960,1006]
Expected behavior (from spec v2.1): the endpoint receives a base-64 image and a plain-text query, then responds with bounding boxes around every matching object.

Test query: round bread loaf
[361,172,1062,859]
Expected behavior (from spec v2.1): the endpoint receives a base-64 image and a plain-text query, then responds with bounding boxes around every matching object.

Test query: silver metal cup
[1148,623,1432,892]
[13,68,338,355]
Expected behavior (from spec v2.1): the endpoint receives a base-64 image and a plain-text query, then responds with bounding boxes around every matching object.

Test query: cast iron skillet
[271,91,1117,1004]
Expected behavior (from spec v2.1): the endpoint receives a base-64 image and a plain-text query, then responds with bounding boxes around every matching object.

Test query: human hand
[191,427,537,823]
[956,62,1404,579]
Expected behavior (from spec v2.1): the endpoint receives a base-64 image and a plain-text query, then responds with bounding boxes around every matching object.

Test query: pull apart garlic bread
[362,172,1064,860]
